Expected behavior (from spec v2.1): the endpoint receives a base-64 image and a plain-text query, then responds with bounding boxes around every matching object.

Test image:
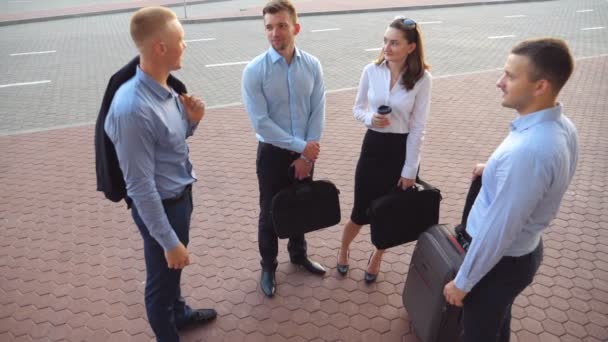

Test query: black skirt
[350,129,408,226]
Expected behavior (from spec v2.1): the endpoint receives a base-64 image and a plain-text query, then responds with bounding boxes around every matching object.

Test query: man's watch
[299,155,313,164]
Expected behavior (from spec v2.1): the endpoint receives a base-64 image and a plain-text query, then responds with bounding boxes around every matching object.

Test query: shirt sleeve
[402,72,432,179]
[454,149,549,292]
[305,59,326,142]
[242,63,307,153]
[353,65,375,128]
[106,107,180,252]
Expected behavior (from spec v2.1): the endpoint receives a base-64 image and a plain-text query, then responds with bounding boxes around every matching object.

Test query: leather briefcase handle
[287,165,313,184]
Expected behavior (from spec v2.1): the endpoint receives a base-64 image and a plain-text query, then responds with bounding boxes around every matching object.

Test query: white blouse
[353,61,432,179]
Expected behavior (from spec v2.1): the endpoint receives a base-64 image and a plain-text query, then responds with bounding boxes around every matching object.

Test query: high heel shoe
[336,249,349,276]
[364,252,378,284]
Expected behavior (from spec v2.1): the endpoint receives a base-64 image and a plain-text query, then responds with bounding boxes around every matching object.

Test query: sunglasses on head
[394,16,417,29]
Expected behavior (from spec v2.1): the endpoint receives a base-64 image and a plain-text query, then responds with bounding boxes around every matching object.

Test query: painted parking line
[205,61,249,68]
[0,80,51,88]
[365,48,382,52]
[488,35,516,39]
[310,28,341,33]
[581,26,605,31]
[504,14,527,18]
[10,50,56,56]
[184,38,216,43]
[576,9,594,13]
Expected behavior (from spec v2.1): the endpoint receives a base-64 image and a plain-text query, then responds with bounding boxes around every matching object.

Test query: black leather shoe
[336,249,349,276]
[292,258,326,275]
[260,269,276,297]
[364,253,378,284]
[176,308,217,330]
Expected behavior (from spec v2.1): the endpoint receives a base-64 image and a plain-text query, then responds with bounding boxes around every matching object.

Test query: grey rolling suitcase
[402,178,482,342]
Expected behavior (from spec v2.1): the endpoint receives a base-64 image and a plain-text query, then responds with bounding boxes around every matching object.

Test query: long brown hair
[375,17,430,91]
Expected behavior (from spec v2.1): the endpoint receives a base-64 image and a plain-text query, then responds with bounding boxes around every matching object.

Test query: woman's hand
[397,177,416,190]
[372,113,391,128]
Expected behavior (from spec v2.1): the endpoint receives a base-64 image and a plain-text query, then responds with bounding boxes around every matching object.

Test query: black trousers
[463,240,543,342]
[256,142,308,271]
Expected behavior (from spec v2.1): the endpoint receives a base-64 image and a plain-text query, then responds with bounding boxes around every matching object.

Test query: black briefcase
[369,179,442,249]
[271,178,341,239]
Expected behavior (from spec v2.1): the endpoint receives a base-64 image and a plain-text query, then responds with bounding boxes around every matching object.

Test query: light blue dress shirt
[455,104,579,292]
[242,47,325,152]
[105,66,197,252]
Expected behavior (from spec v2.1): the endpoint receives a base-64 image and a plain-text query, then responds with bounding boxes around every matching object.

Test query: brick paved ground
[0,54,606,341]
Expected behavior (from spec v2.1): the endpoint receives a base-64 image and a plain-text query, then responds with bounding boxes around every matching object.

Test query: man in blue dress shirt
[242,0,327,297]
[105,7,216,341]
[443,38,579,341]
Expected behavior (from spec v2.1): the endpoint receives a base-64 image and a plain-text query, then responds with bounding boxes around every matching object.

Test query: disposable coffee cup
[377,105,392,115]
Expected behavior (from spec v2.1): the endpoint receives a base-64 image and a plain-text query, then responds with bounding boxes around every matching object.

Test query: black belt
[260,142,298,155]
[162,184,192,206]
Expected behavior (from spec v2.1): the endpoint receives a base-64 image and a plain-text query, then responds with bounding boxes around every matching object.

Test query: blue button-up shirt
[105,66,197,252]
[242,47,325,152]
[455,104,579,292]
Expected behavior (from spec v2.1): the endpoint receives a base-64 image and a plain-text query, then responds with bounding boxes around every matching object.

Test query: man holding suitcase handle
[443,38,579,341]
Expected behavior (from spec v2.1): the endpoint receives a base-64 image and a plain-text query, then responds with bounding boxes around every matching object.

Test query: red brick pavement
[0,56,607,341]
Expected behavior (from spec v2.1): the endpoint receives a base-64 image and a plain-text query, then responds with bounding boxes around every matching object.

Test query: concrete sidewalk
[0,0,548,26]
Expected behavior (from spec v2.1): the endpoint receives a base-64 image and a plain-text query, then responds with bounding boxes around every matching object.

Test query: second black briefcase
[271,179,341,239]
[369,179,442,249]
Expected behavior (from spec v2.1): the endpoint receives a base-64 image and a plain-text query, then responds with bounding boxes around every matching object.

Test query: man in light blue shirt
[104,7,216,341]
[443,38,579,341]
[242,0,326,298]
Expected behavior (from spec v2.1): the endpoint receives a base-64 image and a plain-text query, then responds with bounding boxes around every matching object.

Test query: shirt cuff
[290,138,307,154]
[454,271,474,292]
[156,229,181,252]
[401,165,418,179]
[365,112,374,128]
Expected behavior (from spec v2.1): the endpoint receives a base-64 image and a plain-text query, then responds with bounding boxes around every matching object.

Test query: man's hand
[165,243,190,270]
[372,113,391,128]
[443,280,467,307]
[302,141,320,161]
[398,177,416,190]
[472,163,486,181]
[179,94,205,124]
[292,158,313,180]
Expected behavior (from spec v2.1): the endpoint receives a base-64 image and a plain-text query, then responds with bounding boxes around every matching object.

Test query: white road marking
[488,35,516,39]
[10,50,56,56]
[504,14,527,18]
[576,9,594,13]
[184,38,216,43]
[365,48,382,52]
[205,61,249,67]
[0,80,51,88]
[581,26,605,30]
[310,28,341,33]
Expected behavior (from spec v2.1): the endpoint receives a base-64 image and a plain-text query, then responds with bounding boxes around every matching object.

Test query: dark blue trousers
[256,142,308,271]
[463,240,543,342]
[131,188,194,342]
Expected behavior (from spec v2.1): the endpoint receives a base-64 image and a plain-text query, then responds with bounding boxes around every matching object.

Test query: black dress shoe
[364,253,378,284]
[176,308,217,330]
[336,249,349,276]
[260,269,276,297]
[292,258,326,275]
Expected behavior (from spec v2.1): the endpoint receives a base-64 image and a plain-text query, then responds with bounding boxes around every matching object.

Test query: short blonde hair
[130,6,177,48]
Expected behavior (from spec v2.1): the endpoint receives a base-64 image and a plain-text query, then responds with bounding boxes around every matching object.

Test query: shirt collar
[510,103,563,132]
[268,46,301,64]
[135,66,173,100]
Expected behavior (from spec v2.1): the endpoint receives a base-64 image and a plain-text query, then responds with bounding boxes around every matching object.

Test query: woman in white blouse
[337,17,432,283]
